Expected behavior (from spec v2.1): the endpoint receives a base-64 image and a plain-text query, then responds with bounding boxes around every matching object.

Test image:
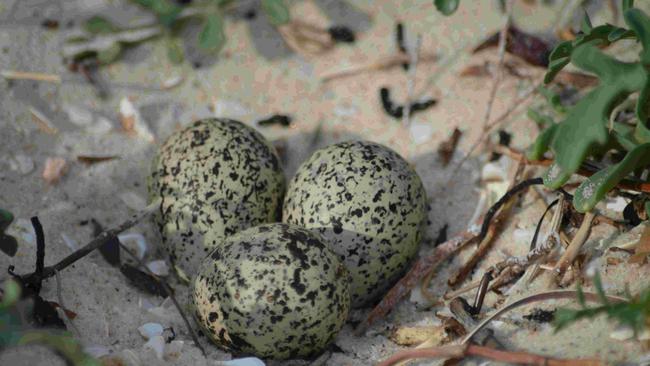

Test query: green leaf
[573,143,650,212]
[527,122,557,160]
[527,108,556,128]
[581,11,593,34]
[434,0,460,16]
[0,279,20,309]
[199,13,226,52]
[544,44,646,189]
[625,8,650,64]
[130,0,182,27]
[623,0,635,13]
[96,42,122,64]
[0,209,13,233]
[166,37,184,64]
[538,86,567,114]
[83,16,118,34]
[635,77,650,143]
[261,0,290,26]
[608,27,635,42]
[544,57,570,84]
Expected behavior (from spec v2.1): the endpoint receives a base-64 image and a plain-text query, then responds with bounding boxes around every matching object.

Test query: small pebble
[9,154,34,175]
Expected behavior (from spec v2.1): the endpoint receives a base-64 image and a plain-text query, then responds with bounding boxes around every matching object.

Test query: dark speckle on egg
[147,118,285,279]
[282,141,427,307]
[192,223,350,360]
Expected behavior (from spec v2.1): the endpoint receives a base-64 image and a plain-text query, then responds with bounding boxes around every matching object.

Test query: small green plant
[64,0,291,65]
[434,0,460,15]
[0,279,99,365]
[554,273,650,334]
[529,2,650,213]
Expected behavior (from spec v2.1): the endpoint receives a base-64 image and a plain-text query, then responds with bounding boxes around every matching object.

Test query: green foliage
[434,0,460,16]
[0,280,100,365]
[199,12,226,52]
[68,0,295,65]
[261,0,290,26]
[130,0,183,27]
[83,16,118,34]
[529,4,650,212]
[554,273,650,334]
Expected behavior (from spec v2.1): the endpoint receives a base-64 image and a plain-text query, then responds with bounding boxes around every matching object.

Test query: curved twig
[462,290,627,344]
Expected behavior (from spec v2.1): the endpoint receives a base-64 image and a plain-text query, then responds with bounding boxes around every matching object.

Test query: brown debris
[437,128,462,166]
[390,325,446,346]
[29,107,59,135]
[77,155,120,165]
[629,225,650,264]
[473,25,551,67]
[42,157,67,184]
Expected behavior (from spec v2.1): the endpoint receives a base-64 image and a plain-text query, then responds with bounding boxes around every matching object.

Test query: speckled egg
[282,141,427,307]
[147,118,285,279]
[192,223,350,360]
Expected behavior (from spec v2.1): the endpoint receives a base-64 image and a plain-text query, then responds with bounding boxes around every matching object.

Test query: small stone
[9,155,34,175]
[409,122,433,145]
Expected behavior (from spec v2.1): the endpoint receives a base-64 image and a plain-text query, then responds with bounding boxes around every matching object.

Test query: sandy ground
[1,0,650,365]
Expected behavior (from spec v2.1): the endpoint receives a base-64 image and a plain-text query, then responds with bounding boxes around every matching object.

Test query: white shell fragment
[143,335,165,360]
[610,326,634,341]
[61,232,78,251]
[409,122,433,145]
[117,232,148,260]
[83,345,111,359]
[118,191,147,211]
[164,340,184,361]
[119,97,155,143]
[138,322,164,339]
[220,357,266,366]
[146,260,169,277]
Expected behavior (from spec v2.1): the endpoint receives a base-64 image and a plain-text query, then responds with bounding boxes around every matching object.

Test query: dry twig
[378,343,602,366]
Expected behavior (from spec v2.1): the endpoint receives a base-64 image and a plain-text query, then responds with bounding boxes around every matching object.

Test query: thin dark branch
[478,177,543,242]
[118,242,206,357]
[530,198,559,251]
[30,217,45,295]
[17,200,160,285]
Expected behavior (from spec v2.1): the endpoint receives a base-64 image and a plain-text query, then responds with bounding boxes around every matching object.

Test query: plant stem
[19,199,160,284]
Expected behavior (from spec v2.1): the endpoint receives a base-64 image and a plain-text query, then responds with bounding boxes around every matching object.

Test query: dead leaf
[607,257,623,266]
[473,25,551,67]
[553,71,598,89]
[42,157,67,184]
[390,325,445,346]
[77,155,120,165]
[629,226,650,264]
